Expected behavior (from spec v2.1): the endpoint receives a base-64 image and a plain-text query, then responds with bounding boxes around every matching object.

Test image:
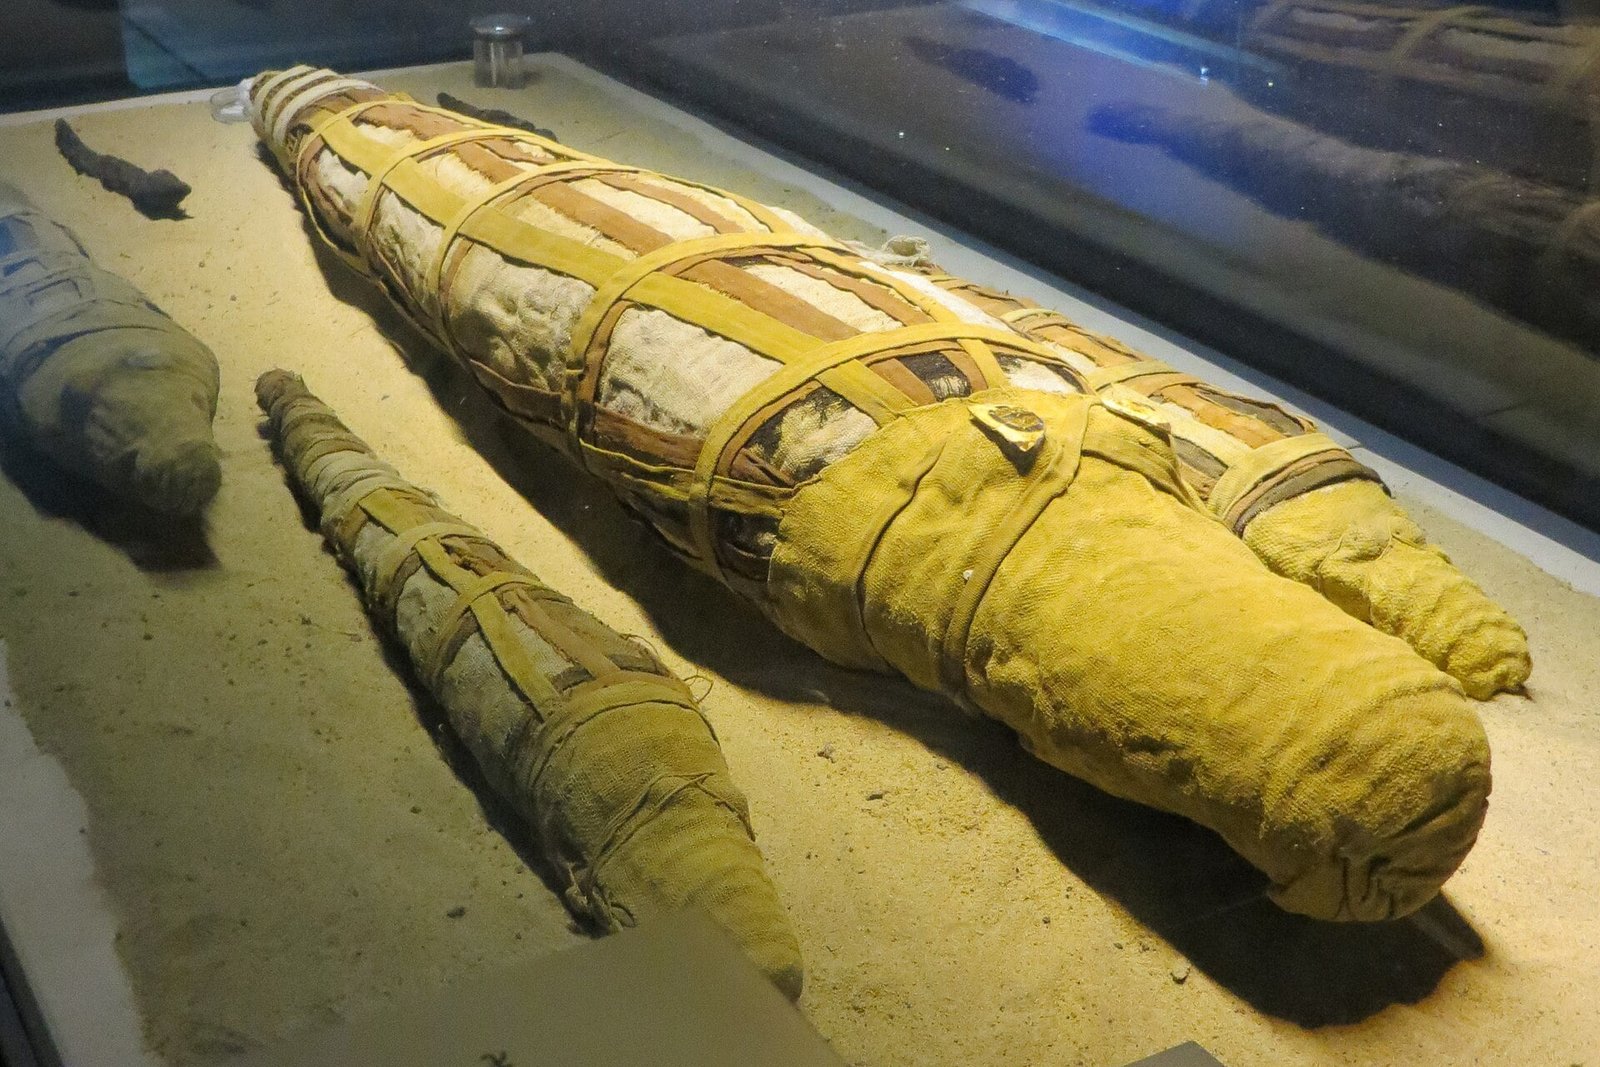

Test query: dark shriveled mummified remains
[0,180,219,513]
[54,119,192,220]
[256,369,802,997]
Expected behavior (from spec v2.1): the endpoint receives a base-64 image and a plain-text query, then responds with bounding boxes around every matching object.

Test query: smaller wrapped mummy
[0,181,220,513]
[256,370,802,998]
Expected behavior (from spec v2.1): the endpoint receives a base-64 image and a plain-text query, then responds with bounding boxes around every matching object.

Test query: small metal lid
[471,13,532,40]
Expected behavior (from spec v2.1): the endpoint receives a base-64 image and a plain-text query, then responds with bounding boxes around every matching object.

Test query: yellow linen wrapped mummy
[248,67,1506,921]
[257,370,802,996]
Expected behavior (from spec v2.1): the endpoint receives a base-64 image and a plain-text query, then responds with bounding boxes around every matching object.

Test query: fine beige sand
[1,60,1597,1067]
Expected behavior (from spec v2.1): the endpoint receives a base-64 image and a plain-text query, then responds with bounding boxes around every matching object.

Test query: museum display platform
[1,57,1597,1067]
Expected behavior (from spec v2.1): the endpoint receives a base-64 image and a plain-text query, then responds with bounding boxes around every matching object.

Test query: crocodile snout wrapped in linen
[248,66,1506,920]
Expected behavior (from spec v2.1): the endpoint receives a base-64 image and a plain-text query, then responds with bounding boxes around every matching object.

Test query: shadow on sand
[0,436,217,572]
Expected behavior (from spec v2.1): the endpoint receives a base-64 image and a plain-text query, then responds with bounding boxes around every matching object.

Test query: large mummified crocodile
[248,66,1527,923]
[257,369,802,996]
[0,180,219,513]
[1090,98,1600,352]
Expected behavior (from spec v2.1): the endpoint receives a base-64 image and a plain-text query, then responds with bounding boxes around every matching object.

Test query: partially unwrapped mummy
[257,370,801,996]
[249,67,1519,921]
[0,181,220,513]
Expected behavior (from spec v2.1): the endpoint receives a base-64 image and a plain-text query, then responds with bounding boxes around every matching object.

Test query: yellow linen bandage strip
[807,248,1018,388]
[272,76,373,148]
[562,231,886,455]
[302,96,1100,527]
[1383,6,1488,76]
[939,400,1092,694]
[999,306,1058,326]
[564,271,921,465]
[570,436,793,518]
[566,231,851,366]
[398,528,588,718]
[356,99,819,240]
[346,155,817,390]
[391,100,607,163]
[351,127,545,273]
[1209,432,1349,528]
[294,102,402,274]
[427,161,641,339]
[258,66,322,135]
[685,324,1060,582]
[317,473,418,535]
[256,65,315,106]
[566,670,700,710]
[1083,360,1183,389]
[366,520,488,618]
[452,191,623,281]
[843,253,1089,386]
[304,100,392,171]
[819,434,949,672]
[417,565,549,691]
[520,679,711,830]
[291,432,373,471]
[468,590,567,710]
[306,98,1076,464]
[357,483,441,532]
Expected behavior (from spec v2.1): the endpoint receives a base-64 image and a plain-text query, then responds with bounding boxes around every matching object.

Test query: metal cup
[472,14,532,89]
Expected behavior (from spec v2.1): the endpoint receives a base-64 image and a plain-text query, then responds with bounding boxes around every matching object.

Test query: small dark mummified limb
[0,181,220,513]
[53,119,191,219]
[255,369,802,998]
[435,92,558,141]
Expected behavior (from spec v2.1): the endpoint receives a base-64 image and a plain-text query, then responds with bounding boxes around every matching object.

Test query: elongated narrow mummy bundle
[249,68,1509,921]
[0,181,220,513]
[255,370,801,997]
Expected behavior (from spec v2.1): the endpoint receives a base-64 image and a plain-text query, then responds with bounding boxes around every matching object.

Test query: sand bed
[0,59,1597,1067]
